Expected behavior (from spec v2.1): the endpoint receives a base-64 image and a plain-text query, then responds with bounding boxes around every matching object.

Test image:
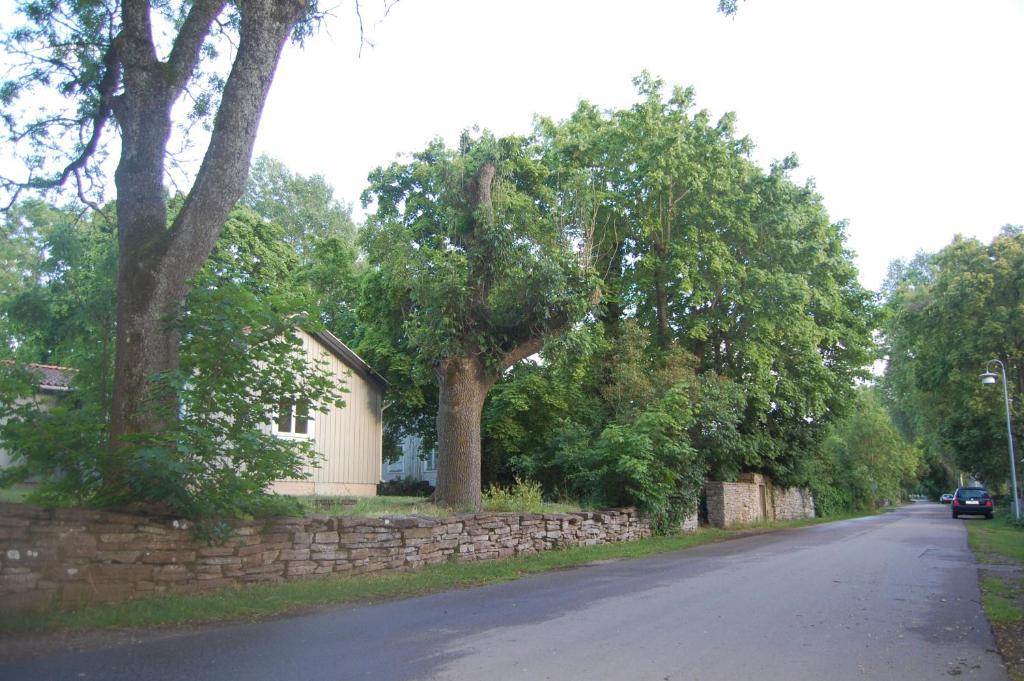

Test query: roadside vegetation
[0,484,31,504]
[299,481,582,518]
[967,514,1024,681]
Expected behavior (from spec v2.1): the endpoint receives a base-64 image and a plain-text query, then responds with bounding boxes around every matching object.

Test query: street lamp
[980,359,1021,520]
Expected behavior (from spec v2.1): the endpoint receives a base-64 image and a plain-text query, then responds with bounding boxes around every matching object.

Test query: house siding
[270,330,384,497]
[382,434,438,486]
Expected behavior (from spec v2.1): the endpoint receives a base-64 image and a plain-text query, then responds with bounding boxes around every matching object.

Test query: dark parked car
[951,486,994,519]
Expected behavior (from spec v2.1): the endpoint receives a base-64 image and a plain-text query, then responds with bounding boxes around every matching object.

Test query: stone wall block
[235,544,269,558]
[285,563,317,577]
[91,563,154,582]
[242,563,285,577]
[0,571,39,592]
[197,546,236,557]
[240,554,265,569]
[1,506,654,611]
[153,565,190,582]
[199,556,242,566]
[195,565,224,579]
[96,550,142,564]
[313,531,339,544]
[401,527,434,540]
[310,549,347,561]
[140,550,196,565]
[258,533,291,545]
[0,516,33,532]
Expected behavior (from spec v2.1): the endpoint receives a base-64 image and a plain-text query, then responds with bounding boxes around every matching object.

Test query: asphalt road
[0,502,1008,680]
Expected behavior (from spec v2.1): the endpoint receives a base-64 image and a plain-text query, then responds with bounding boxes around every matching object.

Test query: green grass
[980,576,1024,625]
[0,485,32,504]
[297,495,582,518]
[967,514,1024,564]
[967,511,1024,676]
[0,514,877,635]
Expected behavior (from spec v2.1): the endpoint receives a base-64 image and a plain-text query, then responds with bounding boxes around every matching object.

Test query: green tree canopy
[882,227,1024,488]
[241,155,357,258]
[359,131,596,507]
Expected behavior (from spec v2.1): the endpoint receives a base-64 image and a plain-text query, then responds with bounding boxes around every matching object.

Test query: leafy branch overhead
[1,1,326,207]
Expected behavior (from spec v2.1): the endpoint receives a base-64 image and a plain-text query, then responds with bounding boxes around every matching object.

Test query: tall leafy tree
[882,227,1024,488]
[482,78,875,520]
[241,155,357,258]
[1,0,321,498]
[0,202,345,515]
[240,155,362,340]
[360,132,595,508]
[810,388,921,514]
[542,76,873,485]
[0,202,118,385]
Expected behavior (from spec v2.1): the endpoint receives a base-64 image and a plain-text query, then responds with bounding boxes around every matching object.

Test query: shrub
[482,478,545,513]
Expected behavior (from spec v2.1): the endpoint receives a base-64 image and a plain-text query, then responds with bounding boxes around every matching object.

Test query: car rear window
[957,489,987,499]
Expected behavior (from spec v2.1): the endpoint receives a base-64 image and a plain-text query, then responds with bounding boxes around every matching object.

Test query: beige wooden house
[269,329,387,497]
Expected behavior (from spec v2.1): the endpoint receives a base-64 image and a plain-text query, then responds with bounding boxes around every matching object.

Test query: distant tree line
[880,227,1024,498]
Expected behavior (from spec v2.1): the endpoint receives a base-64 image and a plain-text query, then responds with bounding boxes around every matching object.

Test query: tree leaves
[882,227,1024,487]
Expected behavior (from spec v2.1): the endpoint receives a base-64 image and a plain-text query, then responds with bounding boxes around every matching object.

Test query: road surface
[0,502,1007,680]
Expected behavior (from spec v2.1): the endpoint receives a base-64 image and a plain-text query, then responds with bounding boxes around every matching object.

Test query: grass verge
[0,512,871,636]
[298,495,582,518]
[967,514,1024,681]
[0,485,32,504]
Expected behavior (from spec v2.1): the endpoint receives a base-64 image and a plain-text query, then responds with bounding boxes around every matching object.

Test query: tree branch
[119,0,158,66]
[6,36,122,203]
[166,0,228,94]
[501,335,545,371]
[165,0,307,281]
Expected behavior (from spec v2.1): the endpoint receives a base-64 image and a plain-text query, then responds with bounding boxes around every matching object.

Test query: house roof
[1,361,75,392]
[309,330,389,392]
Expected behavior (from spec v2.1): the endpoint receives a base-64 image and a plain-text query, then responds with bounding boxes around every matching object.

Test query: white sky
[253,0,1024,292]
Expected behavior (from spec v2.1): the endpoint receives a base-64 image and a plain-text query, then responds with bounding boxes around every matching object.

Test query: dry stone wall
[772,486,816,520]
[705,474,815,528]
[705,482,762,527]
[0,503,650,611]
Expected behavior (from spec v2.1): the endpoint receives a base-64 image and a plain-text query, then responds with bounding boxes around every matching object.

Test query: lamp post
[981,359,1021,520]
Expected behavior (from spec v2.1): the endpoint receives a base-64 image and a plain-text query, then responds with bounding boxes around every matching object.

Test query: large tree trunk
[104,0,308,495]
[434,356,495,509]
[106,4,180,474]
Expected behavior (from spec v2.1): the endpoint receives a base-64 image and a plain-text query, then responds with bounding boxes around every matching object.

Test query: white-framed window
[276,400,313,439]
